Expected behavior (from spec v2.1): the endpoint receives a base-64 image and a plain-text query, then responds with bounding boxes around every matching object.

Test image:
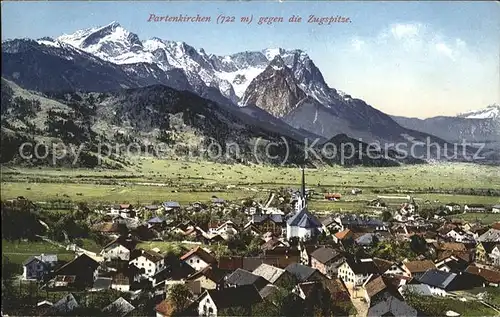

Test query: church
[286,168,322,241]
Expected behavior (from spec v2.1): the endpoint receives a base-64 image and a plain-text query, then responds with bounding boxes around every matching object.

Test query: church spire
[301,166,306,206]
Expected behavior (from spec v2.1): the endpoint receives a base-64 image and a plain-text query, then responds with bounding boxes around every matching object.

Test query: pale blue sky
[2,1,499,118]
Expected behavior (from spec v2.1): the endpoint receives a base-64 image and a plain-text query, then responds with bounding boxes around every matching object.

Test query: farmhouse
[224,268,268,290]
[252,263,292,285]
[247,214,284,236]
[197,285,262,317]
[464,204,486,213]
[100,236,138,261]
[337,257,380,287]
[129,249,165,277]
[186,265,226,295]
[54,254,99,288]
[22,254,58,280]
[180,246,217,271]
[309,247,344,277]
[402,260,436,278]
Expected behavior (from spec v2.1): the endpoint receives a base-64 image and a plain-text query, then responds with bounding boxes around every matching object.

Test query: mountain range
[392,104,500,150]
[2,21,498,165]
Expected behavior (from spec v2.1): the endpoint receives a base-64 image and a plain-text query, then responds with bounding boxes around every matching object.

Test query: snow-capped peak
[263,48,284,60]
[458,104,500,119]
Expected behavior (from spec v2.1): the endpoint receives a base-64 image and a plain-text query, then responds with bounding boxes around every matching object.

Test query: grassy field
[448,213,500,225]
[1,160,499,212]
[2,240,75,273]
[407,294,498,316]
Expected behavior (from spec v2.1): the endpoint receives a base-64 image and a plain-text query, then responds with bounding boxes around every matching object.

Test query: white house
[384,262,409,277]
[464,204,486,213]
[492,205,500,214]
[444,204,461,213]
[490,245,500,267]
[180,246,217,272]
[22,254,58,280]
[338,258,380,287]
[208,221,237,237]
[197,285,262,317]
[445,229,474,243]
[129,249,165,277]
[100,237,137,261]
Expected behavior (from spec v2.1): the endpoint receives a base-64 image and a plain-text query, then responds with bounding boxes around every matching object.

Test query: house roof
[491,222,500,230]
[37,254,58,263]
[310,247,341,264]
[180,246,216,264]
[478,229,500,243]
[138,249,164,263]
[218,256,243,271]
[147,216,165,224]
[103,236,138,251]
[344,257,380,275]
[337,215,384,227]
[259,284,279,299]
[285,263,318,282]
[92,222,125,233]
[162,201,180,208]
[252,263,286,284]
[55,254,99,275]
[465,265,500,283]
[225,268,268,289]
[367,296,418,317]
[51,294,79,315]
[416,269,457,289]
[365,276,389,298]
[286,208,322,228]
[355,232,379,245]
[403,260,436,273]
[186,265,226,283]
[243,257,281,271]
[334,229,353,240]
[260,238,287,251]
[102,297,135,317]
[206,285,262,309]
[251,214,283,224]
[22,256,44,266]
[373,258,394,274]
[322,278,350,296]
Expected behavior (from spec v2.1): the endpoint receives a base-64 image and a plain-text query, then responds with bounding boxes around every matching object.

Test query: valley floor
[1,160,499,216]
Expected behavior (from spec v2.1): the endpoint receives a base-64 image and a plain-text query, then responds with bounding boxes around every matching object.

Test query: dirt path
[350,298,368,317]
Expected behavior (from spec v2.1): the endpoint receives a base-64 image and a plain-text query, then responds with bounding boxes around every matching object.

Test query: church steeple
[301,166,307,207]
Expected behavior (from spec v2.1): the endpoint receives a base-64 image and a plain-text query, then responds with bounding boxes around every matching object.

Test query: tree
[409,234,428,255]
[168,284,192,314]
[382,210,392,221]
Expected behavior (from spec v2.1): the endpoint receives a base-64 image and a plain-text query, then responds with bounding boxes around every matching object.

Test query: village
[2,169,500,317]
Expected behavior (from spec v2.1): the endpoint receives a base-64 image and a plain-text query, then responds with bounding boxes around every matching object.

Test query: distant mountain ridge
[1,21,496,163]
[392,104,500,150]
[458,104,500,119]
